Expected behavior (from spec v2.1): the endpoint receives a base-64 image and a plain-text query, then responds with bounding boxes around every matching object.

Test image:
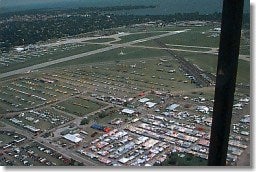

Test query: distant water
[0,0,250,14]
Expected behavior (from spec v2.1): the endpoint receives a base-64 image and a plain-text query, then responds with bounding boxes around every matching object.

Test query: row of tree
[0,7,249,52]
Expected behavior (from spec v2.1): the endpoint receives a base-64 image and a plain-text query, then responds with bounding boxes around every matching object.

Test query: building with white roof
[145,102,157,108]
[166,104,180,111]
[122,109,135,115]
[63,133,82,143]
[139,98,150,103]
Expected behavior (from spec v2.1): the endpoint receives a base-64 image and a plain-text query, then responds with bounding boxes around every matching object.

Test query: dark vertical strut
[208,0,244,166]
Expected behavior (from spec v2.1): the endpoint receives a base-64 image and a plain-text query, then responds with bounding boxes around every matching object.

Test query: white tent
[122,109,135,115]
[63,134,82,143]
[145,102,157,108]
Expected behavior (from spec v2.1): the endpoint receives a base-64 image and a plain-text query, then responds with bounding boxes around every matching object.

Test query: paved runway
[0,30,188,79]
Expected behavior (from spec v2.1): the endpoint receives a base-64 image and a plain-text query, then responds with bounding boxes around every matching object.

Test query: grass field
[174,51,250,85]
[113,32,168,44]
[0,76,77,114]
[50,47,171,68]
[0,44,107,74]
[55,97,106,117]
[0,133,15,145]
[167,45,212,52]
[52,55,197,93]
[111,26,199,33]
[136,26,220,48]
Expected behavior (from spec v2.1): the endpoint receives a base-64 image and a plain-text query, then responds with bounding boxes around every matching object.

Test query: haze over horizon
[0,0,250,14]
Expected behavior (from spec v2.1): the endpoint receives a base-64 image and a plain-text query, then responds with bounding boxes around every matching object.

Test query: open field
[50,47,171,68]
[48,56,198,95]
[0,44,107,74]
[173,51,250,85]
[85,38,116,43]
[0,76,78,114]
[135,26,220,48]
[54,97,107,117]
[113,32,169,44]
[167,45,212,52]
[111,26,199,33]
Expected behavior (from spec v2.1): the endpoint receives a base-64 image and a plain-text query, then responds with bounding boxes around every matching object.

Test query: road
[0,30,188,79]
[1,123,100,166]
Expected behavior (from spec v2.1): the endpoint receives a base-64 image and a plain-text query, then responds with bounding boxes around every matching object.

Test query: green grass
[49,47,171,68]
[0,133,14,145]
[48,51,198,92]
[55,97,106,117]
[0,44,107,74]
[175,51,250,85]
[167,45,212,52]
[0,77,77,113]
[156,152,207,166]
[93,107,124,124]
[136,27,220,48]
[111,25,203,33]
[113,32,168,44]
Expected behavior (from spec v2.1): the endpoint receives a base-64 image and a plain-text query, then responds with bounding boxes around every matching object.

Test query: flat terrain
[0,24,250,167]
[0,44,107,74]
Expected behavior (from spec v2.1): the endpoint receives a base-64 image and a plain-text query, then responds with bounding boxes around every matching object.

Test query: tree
[80,118,89,125]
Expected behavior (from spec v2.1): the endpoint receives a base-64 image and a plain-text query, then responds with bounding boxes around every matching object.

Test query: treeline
[154,152,207,166]
[0,8,250,52]
[0,5,156,19]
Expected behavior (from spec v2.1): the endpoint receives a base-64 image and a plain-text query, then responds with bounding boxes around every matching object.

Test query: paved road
[121,44,250,62]
[0,30,188,79]
[1,123,100,166]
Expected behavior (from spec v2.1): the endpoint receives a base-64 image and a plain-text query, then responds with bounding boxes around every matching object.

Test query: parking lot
[4,108,74,134]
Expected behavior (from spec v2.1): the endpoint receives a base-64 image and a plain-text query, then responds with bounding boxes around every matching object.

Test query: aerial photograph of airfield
[0,2,250,167]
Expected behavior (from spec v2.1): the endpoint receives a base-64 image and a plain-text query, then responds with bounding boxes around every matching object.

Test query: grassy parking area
[55,97,107,117]
[50,47,171,68]
[4,108,73,133]
[0,44,107,74]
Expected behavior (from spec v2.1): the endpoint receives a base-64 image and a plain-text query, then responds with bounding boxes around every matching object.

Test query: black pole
[208,0,244,166]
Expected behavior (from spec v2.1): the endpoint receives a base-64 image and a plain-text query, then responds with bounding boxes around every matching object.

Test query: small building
[139,98,150,103]
[63,134,82,143]
[166,104,180,111]
[145,102,157,108]
[122,109,135,115]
